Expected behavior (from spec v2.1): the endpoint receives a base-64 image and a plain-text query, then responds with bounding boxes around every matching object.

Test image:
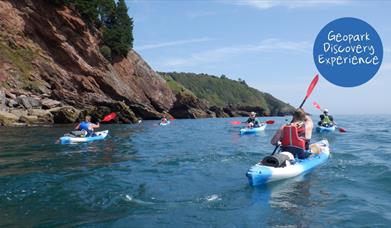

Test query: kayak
[246,140,330,186]
[59,130,109,144]
[160,121,170,126]
[316,125,336,133]
[240,124,266,134]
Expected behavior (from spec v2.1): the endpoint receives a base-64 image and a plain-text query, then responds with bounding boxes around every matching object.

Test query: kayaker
[244,112,262,128]
[318,108,335,127]
[161,116,168,124]
[271,108,313,159]
[75,115,100,136]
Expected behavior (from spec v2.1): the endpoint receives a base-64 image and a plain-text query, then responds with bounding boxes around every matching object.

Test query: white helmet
[324,108,329,113]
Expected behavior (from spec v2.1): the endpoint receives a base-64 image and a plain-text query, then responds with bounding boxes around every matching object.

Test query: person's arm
[90,123,100,129]
[74,123,80,130]
[329,115,336,125]
[271,127,282,145]
[305,115,313,140]
[243,118,250,123]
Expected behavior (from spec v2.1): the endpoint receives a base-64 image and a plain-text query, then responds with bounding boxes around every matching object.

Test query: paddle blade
[312,101,322,110]
[305,74,319,99]
[338,127,346,133]
[102,112,117,122]
[230,121,241,125]
[265,120,275,124]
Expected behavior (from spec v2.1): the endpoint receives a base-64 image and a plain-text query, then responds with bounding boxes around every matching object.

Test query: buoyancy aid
[321,115,331,125]
[247,117,260,127]
[79,121,90,131]
[281,123,309,159]
[78,121,94,136]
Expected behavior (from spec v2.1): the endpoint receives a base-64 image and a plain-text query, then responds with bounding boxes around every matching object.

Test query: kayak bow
[240,124,266,134]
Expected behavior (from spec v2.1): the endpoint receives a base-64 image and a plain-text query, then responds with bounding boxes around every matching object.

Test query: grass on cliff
[160,72,294,115]
[0,38,43,91]
[162,74,195,96]
[160,72,268,107]
[0,41,33,78]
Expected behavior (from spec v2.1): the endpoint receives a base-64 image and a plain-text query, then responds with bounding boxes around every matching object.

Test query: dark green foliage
[99,45,112,61]
[97,0,116,26]
[74,0,99,23]
[160,72,294,115]
[51,0,134,60]
[102,0,134,58]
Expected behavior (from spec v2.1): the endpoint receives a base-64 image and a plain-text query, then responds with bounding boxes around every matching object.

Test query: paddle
[231,120,275,125]
[312,101,346,133]
[101,112,117,122]
[272,74,319,155]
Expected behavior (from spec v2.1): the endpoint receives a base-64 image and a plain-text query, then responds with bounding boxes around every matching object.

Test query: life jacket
[281,124,308,159]
[321,115,331,125]
[79,121,90,131]
[247,117,260,127]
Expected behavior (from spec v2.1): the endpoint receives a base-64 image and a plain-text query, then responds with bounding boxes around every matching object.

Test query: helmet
[323,108,329,113]
[250,111,256,116]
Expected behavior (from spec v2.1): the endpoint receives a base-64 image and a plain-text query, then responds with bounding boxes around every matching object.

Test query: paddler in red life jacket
[75,115,100,136]
[270,108,313,159]
[161,116,168,124]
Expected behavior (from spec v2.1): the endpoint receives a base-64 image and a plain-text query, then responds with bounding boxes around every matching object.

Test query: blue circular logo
[313,17,383,87]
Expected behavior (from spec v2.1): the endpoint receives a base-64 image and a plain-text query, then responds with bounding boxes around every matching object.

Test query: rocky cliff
[0,0,177,125]
[0,0,294,126]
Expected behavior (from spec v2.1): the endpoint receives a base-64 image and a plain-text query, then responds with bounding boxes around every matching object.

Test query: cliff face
[0,0,294,126]
[0,0,175,125]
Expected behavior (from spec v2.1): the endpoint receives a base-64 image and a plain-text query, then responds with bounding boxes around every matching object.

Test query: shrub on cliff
[99,45,112,61]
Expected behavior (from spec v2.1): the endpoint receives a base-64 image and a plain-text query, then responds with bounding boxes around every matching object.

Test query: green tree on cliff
[97,0,116,27]
[102,0,134,59]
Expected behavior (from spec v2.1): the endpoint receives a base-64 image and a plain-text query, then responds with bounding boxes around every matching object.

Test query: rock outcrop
[170,93,215,119]
[0,0,177,125]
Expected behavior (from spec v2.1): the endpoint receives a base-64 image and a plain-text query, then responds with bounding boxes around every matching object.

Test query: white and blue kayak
[240,124,266,134]
[60,130,109,144]
[159,121,170,126]
[246,140,330,186]
[316,125,336,133]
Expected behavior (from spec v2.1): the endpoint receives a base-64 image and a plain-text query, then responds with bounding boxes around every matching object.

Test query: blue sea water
[0,116,390,227]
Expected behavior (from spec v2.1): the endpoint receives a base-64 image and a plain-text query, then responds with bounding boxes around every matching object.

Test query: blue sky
[127,0,391,114]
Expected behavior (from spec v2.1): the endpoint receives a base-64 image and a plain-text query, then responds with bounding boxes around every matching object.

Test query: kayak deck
[240,124,266,134]
[246,140,330,186]
[59,130,109,144]
[160,121,170,126]
[316,125,336,133]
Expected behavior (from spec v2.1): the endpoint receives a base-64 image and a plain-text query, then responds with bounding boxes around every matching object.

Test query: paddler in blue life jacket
[244,111,262,128]
[271,108,313,159]
[318,108,335,127]
[75,115,100,136]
